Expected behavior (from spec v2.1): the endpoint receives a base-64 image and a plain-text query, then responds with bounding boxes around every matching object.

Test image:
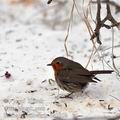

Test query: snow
[0,0,120,120]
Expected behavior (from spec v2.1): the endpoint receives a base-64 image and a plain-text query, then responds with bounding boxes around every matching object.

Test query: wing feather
[58,69,96,84]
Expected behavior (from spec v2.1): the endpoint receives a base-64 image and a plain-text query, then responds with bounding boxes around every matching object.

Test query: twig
[111,28,120,75]
[91,0,120,44]
[64,1,74,57]
[85,46,94,68]
[91,0,102,44]
[92,0,120,14]
[104,45,120,51]
[110,95,120,102]
[74,0,101,67]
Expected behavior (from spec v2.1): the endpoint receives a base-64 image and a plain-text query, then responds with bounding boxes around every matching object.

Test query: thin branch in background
[85,46,94,68]
[92,0,120,14]
[102,57,114,71]
[100,45,115,72]
[89,0,96,24]
[64,1,74,57]
[110,95,120,102]
[73,0,96,67]
[74,0,101,68]
[86,1,106,69]
[74,0,95,39]
[100,50,105,69]
[105,0,119,26]
[91,0,120,44]
[91,0,102,44]
[82,0,101,49]
[111,28,120,75]
[73,0,93,37]
[82,0,94,37]
[100,43,120,72]
[104,45,120,51]
[83,0,102,67]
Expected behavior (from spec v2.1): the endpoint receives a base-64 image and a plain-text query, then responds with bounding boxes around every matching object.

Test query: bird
[47,57,113,98]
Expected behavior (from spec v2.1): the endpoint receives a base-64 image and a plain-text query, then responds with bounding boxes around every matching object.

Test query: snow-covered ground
[0,0,120,120]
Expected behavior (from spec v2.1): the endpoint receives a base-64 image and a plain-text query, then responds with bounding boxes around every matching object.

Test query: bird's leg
[60,92,73,99]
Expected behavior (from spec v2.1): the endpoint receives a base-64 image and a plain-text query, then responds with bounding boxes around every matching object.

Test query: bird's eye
[56,61,60,64]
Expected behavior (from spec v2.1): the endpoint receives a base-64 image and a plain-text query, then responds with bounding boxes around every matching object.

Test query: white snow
[0,0,120,120]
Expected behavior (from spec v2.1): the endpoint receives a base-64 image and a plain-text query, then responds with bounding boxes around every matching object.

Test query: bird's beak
[47,63,52,66]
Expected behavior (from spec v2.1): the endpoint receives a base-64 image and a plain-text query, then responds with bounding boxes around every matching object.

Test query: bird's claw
[59,93,73,99]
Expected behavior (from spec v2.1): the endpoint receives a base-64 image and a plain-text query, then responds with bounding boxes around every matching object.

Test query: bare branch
[91,0,120,44]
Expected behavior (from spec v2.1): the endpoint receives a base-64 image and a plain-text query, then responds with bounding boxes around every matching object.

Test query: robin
[47,57,113,97]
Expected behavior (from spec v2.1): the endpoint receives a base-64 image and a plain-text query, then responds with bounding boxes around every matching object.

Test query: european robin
[48,57,113,97]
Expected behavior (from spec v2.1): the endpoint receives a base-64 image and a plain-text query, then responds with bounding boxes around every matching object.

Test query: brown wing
[73,68,92,76]
[58,69,96,84]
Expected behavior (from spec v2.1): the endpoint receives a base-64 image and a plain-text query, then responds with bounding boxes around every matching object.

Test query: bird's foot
[60,92,73,99]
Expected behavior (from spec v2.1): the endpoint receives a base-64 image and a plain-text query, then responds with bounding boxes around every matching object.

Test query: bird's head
[47,57,70,72]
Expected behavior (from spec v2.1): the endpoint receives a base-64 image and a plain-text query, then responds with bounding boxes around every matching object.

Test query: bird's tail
[90,70,113,74]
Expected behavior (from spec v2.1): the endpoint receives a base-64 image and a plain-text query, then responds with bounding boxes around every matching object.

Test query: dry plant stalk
[111,28,120,75]
[82,0,101,67]
[73,0,100,68]
[64,1,74,57]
